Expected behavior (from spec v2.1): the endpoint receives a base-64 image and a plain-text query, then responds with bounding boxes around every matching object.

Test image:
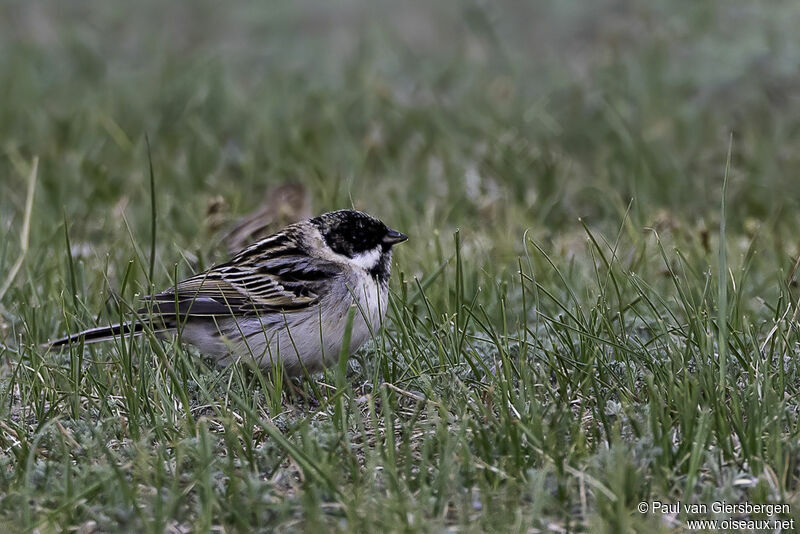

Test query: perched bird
[49,210,407,376]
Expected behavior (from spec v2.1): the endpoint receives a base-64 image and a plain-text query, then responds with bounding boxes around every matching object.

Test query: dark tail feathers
[48,322,145,349]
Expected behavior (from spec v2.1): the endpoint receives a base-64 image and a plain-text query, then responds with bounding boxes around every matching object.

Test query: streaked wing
[144,231,337,317]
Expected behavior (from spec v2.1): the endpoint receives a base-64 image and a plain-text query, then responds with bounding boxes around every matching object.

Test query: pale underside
[174,271,388,375]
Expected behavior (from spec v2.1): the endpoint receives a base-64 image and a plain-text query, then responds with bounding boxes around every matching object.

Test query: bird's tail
[47,322,145,349]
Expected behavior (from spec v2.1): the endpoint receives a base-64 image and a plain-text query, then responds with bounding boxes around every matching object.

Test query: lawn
[2,1,800,532]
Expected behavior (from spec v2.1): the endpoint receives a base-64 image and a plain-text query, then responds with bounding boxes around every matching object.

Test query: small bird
[49,210,408,376]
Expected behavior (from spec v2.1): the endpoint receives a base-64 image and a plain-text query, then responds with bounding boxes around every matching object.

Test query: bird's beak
[383,229,408,245]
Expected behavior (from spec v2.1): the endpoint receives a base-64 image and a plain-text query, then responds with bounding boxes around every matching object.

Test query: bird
[48,209,408,376]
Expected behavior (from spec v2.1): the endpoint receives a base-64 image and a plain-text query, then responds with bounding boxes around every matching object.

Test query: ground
[2,1,800,532]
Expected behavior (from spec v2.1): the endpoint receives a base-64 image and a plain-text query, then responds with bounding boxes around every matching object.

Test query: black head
[311,210,407,281]
[312,210,407,257]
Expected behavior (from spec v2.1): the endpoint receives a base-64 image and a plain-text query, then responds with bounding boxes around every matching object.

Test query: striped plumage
[49,210,407,375]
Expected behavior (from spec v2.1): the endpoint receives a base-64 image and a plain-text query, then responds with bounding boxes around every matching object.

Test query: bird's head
[311,209,407,281]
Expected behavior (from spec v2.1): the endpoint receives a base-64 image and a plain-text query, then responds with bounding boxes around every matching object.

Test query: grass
[3,1,800,532]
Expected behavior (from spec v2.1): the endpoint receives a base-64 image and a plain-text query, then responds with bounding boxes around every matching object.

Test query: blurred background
[2,0,800,312]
